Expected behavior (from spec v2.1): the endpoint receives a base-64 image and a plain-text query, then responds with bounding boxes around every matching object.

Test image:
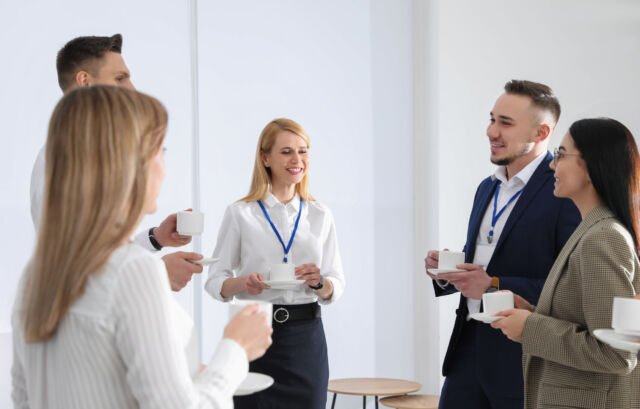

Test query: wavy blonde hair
[241,118,314,202]
[23,86,167,342]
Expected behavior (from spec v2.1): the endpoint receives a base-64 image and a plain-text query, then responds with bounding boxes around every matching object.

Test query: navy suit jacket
[433,152,580,398]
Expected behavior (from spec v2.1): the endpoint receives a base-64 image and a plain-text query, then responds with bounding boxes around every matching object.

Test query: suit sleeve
[521,225,638,374]
[498,198,580,305]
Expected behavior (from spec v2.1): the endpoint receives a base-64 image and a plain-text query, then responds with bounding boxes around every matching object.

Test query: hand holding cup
[224,304,273,361]
[489,291,532,343]
[245,273,270,295]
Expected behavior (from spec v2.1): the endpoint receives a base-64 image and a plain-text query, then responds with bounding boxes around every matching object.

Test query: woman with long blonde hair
[205,118,346,408]
[12,85,272,409]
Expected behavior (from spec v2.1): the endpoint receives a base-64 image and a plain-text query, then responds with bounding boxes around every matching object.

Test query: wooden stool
[328,378,421,409]
[380,394,440,409]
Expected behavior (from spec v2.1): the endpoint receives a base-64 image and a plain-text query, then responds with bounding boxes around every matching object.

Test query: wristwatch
[308,276,324,290]
[485,276,499,293]
[148,227,163,251]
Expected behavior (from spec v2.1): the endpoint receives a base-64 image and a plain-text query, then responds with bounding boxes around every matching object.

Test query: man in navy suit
[425,80,580,408]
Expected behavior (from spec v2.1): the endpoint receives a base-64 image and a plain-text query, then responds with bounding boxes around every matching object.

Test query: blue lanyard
[257,197,303,263]
[488,181,525,244]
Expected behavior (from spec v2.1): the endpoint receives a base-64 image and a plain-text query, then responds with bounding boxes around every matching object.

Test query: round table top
[380,394,440,409]
[328,378,421,397]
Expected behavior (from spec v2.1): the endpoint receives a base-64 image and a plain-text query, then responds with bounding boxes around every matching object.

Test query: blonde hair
[241,118,314,202]
[23,85,167,342]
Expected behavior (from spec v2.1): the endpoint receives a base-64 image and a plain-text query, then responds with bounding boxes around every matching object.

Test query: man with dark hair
[424,80,581,408]
[55,34,130,91]
[30,34,203,291]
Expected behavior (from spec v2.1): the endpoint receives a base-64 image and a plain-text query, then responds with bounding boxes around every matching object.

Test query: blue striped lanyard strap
[257,197,303,263]
[488,181,525,244]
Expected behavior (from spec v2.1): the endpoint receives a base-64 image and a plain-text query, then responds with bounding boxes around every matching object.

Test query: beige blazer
[522,206,640,409]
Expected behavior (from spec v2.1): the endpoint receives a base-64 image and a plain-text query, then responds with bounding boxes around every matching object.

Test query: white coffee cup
[270,263,295,282]
[177,210,204,236]
[482,292,514,315]
[229,299,273,327]
[612,296,640,335]
[439,250,465,271]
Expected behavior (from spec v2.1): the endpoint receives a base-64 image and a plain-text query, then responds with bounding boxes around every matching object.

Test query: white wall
[413,0,640,392]
[371,0,415,382]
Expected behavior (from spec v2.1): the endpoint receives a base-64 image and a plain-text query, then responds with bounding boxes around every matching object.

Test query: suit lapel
[492,153,552,257]
[535,206,615,315]
[466,179,499,262]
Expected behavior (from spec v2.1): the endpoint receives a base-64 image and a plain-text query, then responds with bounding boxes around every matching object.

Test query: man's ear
[74,71,90,87]
[535,123,552,142]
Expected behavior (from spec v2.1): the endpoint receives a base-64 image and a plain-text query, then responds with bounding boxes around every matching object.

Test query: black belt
[273,302,321,324]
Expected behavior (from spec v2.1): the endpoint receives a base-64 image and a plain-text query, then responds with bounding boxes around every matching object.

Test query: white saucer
[427,268,466,275]
[594,329,640,353]
[263,280,304,290]
[189,257,220,265]
[470,312,504,324]
[234,372,274,396]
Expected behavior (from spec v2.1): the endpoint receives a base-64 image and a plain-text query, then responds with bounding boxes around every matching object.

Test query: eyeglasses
[553,148,581,166]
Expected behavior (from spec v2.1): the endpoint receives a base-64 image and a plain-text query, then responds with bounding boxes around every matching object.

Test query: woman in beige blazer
[492,118,640,409]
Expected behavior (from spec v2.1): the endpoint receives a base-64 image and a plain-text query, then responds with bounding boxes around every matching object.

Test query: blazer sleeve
[522,224,638,374]
[499,198,580,305]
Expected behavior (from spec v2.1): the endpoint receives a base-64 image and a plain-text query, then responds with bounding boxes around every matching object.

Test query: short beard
[490,143,533,167]
[491,157,511,166]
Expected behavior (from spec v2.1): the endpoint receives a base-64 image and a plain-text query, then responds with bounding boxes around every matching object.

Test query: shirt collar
[263,192,301,211]
[491,151,547,186]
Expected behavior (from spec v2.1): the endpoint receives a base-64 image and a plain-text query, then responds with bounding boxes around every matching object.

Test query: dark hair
[56,34,123,91]
[570,118,640,251]
[504,79,561,124]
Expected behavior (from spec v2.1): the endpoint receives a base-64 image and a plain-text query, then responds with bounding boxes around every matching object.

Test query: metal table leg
[331,393,337,409]
[375,395,379,409]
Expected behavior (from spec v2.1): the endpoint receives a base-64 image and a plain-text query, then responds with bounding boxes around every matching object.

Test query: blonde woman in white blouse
[205,118,346,409]
[11,86,272,409]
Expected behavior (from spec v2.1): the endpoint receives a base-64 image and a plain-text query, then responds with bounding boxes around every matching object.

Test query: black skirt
[234,316,329,409]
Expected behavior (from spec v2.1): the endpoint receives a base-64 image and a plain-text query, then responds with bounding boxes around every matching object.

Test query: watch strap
[308,276,324,290]
[148,227,163,251]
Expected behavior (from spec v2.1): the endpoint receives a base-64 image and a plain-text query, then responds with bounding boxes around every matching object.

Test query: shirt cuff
[134,229,158,252]
[316,276,343,305]
[198,338,249,396]
[204,275,234,302]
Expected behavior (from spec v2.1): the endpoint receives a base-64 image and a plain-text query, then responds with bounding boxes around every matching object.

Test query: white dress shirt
[205,194,345,305]
[30,146,155,251]
[466,152,547,318]
[12,243,248,409]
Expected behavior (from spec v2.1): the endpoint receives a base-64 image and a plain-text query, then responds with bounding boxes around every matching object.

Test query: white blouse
[12,243,248,409]
[205,194,345,305]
